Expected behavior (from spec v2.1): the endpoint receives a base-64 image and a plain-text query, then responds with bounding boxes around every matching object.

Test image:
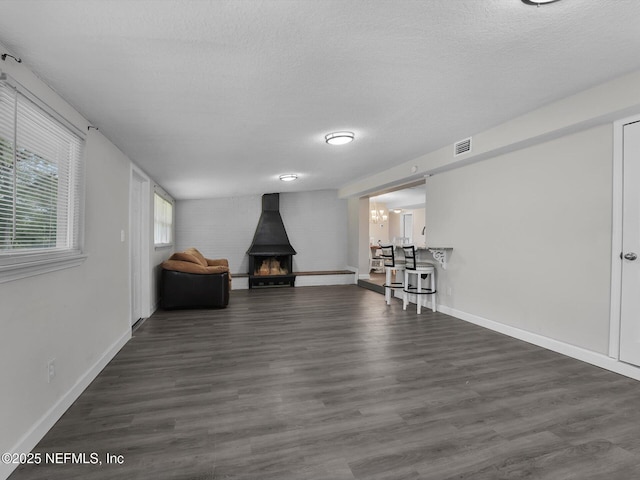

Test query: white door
[620,120,640,366]
[130,171,144,326]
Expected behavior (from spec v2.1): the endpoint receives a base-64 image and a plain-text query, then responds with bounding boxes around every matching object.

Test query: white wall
[388,210,401,243]
[369,201,389,245]
[346,196,370,277]
[175,190,348,280]
[0,129,132,477]
[280,190,348,272]
[411,208,426,247]
[388,207,426,246]
[426,125,612,354]
[347,196,360,270]
[0,47,169,480]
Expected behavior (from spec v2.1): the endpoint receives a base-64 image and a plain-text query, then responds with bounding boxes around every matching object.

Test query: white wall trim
[347,265,359,284]
[130,164,152,319]
[438,304,640,383]
[610,118,624,359]
[231,277,249,290]
[0,329,131,480]
[0,252,87,284]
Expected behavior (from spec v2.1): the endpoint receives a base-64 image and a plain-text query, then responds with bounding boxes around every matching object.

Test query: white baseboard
[437,304,640,382]
[346,266,358,284]
[1,329,131,480]
[295,274,355,287]
[231,277,249,290]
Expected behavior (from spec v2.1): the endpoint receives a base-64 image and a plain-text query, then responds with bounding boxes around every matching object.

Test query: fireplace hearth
[248,254,295,288]
[246,194,296,288]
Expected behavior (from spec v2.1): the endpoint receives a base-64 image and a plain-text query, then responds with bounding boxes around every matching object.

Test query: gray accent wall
[175,190,348,277]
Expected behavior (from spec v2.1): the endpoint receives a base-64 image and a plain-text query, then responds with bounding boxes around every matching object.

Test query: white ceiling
[0,0,639,200]
[371,185,426,210]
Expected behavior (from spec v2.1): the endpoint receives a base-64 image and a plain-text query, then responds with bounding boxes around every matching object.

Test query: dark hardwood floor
[358,273,386,294]
[10,285,640,479]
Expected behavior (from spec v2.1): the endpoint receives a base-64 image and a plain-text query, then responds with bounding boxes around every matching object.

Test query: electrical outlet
[47,359,56,383]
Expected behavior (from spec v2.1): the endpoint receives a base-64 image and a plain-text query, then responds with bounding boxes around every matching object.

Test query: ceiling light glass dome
[521,0,561,5]
[279,174,298,182]
[325,131,355,145]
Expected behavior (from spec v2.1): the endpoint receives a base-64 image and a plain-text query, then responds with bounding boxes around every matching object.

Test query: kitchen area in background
[369,184,427,249]
[363,182,427,292]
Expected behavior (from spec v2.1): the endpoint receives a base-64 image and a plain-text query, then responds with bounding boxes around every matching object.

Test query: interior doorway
[359,180,426,294]
[130,167,150,327]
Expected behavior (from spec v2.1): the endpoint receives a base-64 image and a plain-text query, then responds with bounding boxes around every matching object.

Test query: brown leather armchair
[160,248,231,309]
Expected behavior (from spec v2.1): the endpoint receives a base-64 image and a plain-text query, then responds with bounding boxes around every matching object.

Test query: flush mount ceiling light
[325,131,354,146]
[279,174,298,182]
[521,0,561,5]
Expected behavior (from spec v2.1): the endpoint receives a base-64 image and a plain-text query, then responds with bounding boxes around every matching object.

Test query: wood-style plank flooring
[10,285,640,479]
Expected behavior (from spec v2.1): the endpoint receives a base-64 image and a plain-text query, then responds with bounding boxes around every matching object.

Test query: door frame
[130,164,151,324]
[609,113,640,359]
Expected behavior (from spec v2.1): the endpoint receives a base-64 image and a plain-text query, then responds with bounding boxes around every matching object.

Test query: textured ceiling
[371,185,427,211]
[0,0,639,199]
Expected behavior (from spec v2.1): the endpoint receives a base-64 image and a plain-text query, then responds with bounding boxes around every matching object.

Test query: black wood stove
[246,193,296,288]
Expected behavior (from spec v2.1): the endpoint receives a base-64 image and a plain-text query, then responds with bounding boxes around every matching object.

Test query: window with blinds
[154,192,173,246]
[0,80,84,255]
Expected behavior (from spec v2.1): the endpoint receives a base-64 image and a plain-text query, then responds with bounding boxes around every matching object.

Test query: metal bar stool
[379,244,405,305]
[402,245,437,314]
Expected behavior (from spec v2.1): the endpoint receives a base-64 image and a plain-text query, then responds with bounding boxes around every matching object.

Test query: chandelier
[370,203,387,224]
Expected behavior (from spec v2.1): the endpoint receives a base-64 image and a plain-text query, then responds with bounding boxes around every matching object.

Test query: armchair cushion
[184,247,208,266]
[162,248,232,281]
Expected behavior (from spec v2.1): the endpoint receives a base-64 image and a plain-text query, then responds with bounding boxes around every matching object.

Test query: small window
[0,79,84,257]
[154,192,173,246]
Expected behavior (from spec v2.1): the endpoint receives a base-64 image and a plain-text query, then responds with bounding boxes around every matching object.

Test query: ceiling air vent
[454,137,472,157]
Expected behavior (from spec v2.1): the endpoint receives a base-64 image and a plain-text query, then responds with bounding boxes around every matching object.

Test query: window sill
[154,244,173,251]
[0,251,88,284]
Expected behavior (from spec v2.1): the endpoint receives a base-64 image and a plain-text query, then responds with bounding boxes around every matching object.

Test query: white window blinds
[154,192,173,245]
[0,80,84,254]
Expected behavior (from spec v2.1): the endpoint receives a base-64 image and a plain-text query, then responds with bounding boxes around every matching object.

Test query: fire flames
[255,257,288,276]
